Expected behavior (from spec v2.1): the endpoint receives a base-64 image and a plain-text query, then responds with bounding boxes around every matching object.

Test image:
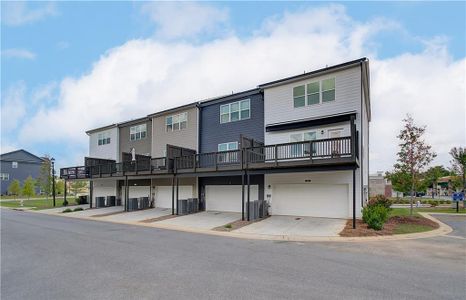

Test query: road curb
[24,208,456,243]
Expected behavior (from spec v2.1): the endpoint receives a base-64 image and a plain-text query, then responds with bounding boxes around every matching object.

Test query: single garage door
[272,183,348,218]
[155,186,193,208]
[205,185,258,213]
[121,186,151,199]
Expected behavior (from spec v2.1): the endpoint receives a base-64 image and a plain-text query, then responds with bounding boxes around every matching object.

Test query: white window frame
[220,99,250,124]
[130,124,147,141]
[293,77,335,108]
[0,173,9,181]
[12,161,18,168]
[98,132,111,146]
[217,142,238,152]
[166,112,187,132]
[289,131,317,157]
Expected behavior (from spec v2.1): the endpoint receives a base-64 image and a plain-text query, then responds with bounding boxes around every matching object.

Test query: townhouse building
[61,58,370,226]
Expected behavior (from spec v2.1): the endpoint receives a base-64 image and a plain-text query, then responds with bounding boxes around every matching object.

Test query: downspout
[360,61,364,208]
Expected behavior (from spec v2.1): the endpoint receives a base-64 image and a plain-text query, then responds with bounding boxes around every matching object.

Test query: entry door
[327,129,343,156]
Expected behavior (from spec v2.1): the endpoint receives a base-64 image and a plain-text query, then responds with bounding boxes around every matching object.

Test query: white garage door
[155,186,193,208]
[205,185,258,213]
[272,184,348,218]
[121,186,151,199]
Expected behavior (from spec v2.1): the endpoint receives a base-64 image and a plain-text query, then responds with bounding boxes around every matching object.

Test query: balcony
[60,136,358,180]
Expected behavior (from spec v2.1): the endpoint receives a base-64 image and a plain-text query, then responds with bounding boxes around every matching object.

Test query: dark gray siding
[200,92,264,153]
[0,150,43,195]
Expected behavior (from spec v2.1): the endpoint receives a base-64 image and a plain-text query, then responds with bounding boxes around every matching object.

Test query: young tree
[36,155,52,199]
[385,170,413,195]
[70,181,87,196]
[393,115,436,215]
[55,179,65,195]
[449,147,466,192]
[22,176,36,201]
[7,179,21,199]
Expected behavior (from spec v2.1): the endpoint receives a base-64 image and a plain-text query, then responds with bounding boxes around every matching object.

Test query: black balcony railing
[60,136,357,179]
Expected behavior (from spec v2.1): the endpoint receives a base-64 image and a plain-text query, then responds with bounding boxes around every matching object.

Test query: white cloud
[1,1,58,26]
[31,82,58,105]
[1,81,27,133]
[15,4,465,173]
[2,48,36,60]
[141,2,229,39]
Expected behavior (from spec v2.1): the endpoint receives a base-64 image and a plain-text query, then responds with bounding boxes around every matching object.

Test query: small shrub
[62,208,72,213]
[73,207,83,212]
[224,224,232,229]
[368,195,391,209]
[362,204,390,230]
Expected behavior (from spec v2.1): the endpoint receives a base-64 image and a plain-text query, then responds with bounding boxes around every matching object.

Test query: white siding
[265,122,350,145]
[92,179,117,206]
[88,127,119,161]
[265,171,362,218]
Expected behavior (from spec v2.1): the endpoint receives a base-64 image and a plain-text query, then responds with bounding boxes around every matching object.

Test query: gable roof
[198,88,262,107]
[0,149,45,163]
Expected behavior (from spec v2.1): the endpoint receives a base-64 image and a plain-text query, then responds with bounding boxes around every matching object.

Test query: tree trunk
[410,173,415,216]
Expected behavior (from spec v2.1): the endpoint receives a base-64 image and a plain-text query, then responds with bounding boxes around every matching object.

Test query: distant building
[0,149,45,195]
[369,171,397,198]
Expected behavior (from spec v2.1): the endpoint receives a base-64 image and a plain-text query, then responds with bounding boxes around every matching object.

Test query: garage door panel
[272,184,348,218]
[205,185,258,213]
[155,186,193,208]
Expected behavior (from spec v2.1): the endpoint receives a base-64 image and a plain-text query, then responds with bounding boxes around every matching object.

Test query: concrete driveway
[100,208,171,222]
[236,215,346,237]
[156,211,241,230]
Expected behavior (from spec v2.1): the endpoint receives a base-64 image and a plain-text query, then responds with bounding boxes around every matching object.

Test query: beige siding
[151,107,199,157]
[119,120,152,161]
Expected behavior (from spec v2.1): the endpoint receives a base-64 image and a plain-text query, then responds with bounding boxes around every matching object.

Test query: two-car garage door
[272,183,348,218]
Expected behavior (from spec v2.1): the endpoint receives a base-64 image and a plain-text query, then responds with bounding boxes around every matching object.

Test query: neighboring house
[60,58,371,223]
[369,172,395,197]
[0,149,44,195]
[198,88,264,212]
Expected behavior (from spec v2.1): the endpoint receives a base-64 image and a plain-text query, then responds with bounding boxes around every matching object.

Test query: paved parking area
[100,207,171,222]
[156,211,241,230]
[236,215,346,237]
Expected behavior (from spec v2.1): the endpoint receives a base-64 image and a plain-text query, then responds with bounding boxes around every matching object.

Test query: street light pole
[51,158,56,207]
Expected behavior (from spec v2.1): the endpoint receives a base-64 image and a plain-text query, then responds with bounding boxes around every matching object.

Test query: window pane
[290,134,303,142]
[173,115,179,123]
[218,144,227,151]
[173,122,180,130]
[166,117,172,125]
[220,105,229,114]
[98,139,102,145]
[106,138,111,144]
[228,142,238,150]
[166,124,172,131]
[322,78,335,91]
[136,132,141,139]
[231,111,240,121]
[322,90,335,102]
[240,109,250,119]
[141,124,147,131]
[180,113,187,122]
[307,82,319,94]
[220,114,229,123]
[130,134,134,141]
[293,85,305,97]
[130,127,136,134]
[240,100,250,110]
[294,96,305,108]
[141,131,146,138]
[180,121,187,129]
[304,132,316,141]
[307,93,319,105]
[230,102,239,112]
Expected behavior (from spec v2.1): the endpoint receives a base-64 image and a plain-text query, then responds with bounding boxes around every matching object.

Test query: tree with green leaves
[36,155,52,199]
[7,179,21,199]
[70,181,87,196]
[421,166,450,198]
[449,147,466,192]
[56,179,65,195]
[22,176,36,201]
[385,170,413,195]
[393,114,436,215]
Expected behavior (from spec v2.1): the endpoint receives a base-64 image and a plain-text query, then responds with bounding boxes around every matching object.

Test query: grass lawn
[0,195,64,200]
[390,207,465,217]
[0,198,80,210]
[393,223,435,235]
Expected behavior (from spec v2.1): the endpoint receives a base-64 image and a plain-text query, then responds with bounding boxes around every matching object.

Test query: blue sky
[1,1,465,172]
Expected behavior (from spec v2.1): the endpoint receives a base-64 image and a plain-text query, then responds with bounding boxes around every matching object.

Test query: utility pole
[51,158,56,207]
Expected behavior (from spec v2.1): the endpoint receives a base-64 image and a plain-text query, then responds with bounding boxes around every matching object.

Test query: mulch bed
[139,214,178,223]
[339,216,439,237]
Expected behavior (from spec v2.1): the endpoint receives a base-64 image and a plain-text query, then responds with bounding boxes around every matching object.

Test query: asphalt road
[1,209,465,300]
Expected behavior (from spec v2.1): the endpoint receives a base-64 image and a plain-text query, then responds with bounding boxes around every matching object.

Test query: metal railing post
[274,145,278,166]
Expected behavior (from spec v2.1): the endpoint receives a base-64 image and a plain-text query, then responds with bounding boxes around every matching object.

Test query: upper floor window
[218,142,238,152]
[293,77,335,108]
[220,99,250,123]
[0,173,9,181]
[98,132,111,146]
[12,161,18,168]
[130,124,147,141]
[166,112,187,131]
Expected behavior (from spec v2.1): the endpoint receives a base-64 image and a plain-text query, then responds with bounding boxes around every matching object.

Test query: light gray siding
[88,127,119,161]
[151,107,199,158]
